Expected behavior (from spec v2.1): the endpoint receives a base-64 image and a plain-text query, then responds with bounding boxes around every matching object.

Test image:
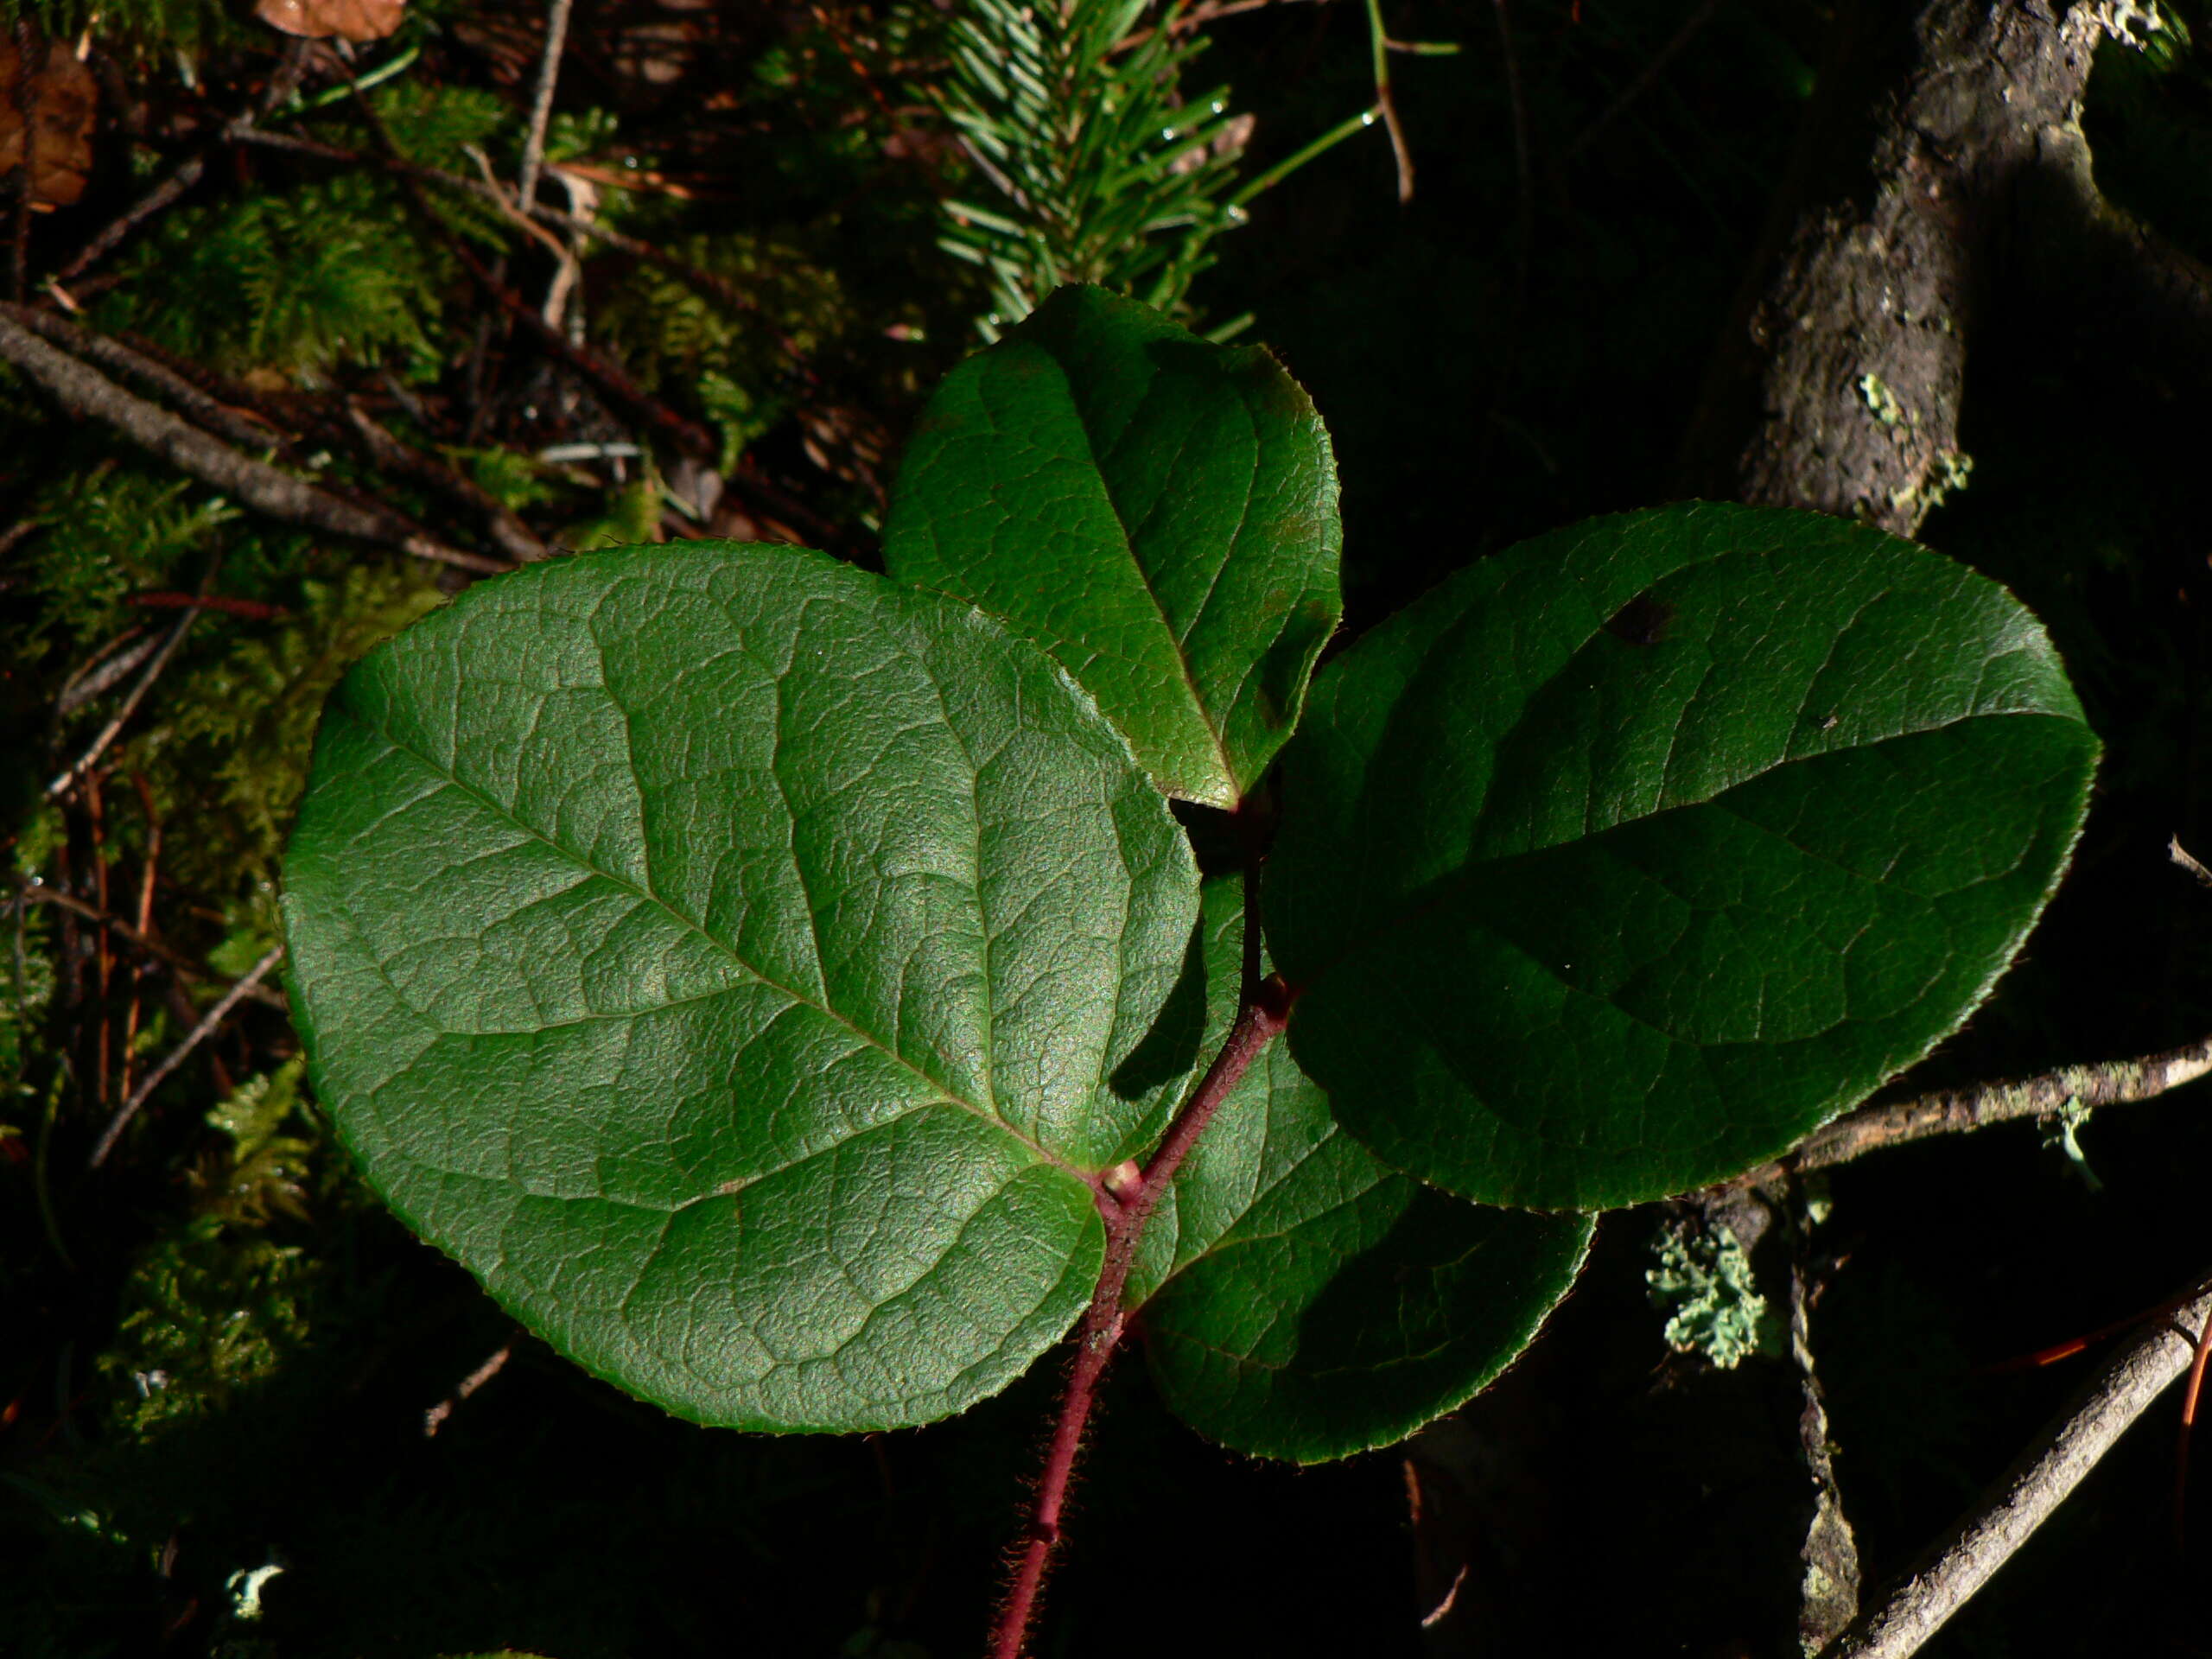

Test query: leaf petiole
[988,889,1294,1659]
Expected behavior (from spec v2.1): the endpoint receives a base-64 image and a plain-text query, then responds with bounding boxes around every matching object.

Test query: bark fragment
[1685,0,2107,533]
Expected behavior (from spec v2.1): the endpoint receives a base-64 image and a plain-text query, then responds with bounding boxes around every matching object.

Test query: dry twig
[0,308,506,575]
[87,943,285,1168]
[15,882,286,1009]
[2,300,287,451]
[343,402,549,562]
[423,1343,515,1436]
[1821,1285,2212,1658]
[54,42,310,286]
[45,603,200,800]
[1719,1033,2212,1188]
[516,0,574,212]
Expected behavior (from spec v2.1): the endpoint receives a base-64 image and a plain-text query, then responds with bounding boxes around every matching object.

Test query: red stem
[986,975,1292,1659]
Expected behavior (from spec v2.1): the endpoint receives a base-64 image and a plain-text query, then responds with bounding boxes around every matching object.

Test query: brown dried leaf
[0,38,99,209]
[254,0,406,43]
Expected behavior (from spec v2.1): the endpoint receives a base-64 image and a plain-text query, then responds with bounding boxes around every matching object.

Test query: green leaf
[282,543,1202,1433]
[1267,503,2100,1210]
[883,285,1343,809]
[1127,878,1592,1462]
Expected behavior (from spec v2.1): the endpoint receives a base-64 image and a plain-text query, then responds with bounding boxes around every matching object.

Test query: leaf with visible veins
[282,543,1202,1432]
[1129,877,1592,1462]
[1268,503,2100,1209]
[884,284,1342,809]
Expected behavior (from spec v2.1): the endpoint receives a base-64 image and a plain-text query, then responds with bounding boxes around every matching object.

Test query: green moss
[147,563,444,892]
[595,231,852,396]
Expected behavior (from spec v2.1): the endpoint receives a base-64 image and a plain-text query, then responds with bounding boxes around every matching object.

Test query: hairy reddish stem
[987,972,1293,1659]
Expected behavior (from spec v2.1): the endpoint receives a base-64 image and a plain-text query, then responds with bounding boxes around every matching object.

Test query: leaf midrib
[1295,709,2078,1005]
[1046,354,1246,800]
[340,697,1084,1180]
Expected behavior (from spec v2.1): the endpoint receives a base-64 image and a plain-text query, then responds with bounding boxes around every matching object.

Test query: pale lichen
[1647,1218,1773,1370]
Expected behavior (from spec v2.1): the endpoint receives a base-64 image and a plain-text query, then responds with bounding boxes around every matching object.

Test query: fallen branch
[1719,1032,2212,1188]
[54,149,207,287]
[1791,1194,1862,1652]
[1812,1037,2212,1172]
[343,402,548,563]
[88,943,286,1168]
[0,308,506,574]
[1821,1283,2212,1658]
[55,627,159,715]
[1679,0,2106,531]
[1,300,288,453]
[20,302,549,563]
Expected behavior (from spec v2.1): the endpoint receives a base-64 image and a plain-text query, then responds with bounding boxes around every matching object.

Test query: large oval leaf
[1127,879,1592,1463]
[282,543,1201,1432]
[1267,504,2100,1210]
[882,284,1343,809]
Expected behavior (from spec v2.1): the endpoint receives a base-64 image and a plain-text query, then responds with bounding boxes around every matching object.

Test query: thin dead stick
[2171,834,2212,888]
[350,94,723,467]
[1722,1032,2212,1186]
[18,881,193,982]
[54,149,207,286]
[516,0,575,212]
[1791,1198,1861,1651]
[26,302,540,563]
[1820,1286,2212,1659]
[116,772,161,1110]
[46,604,199,800]
[59,630,157,715]
[87,943,284,1168]
[86,774,113,1109]
[423,1343,514,1437]
[343,402,548,562]
[0,310,505,575]
[228,125,810,369]
[2,301,287,452]
[13,883,287,1009]
[51,44,307,287]
[48,295,539,562]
